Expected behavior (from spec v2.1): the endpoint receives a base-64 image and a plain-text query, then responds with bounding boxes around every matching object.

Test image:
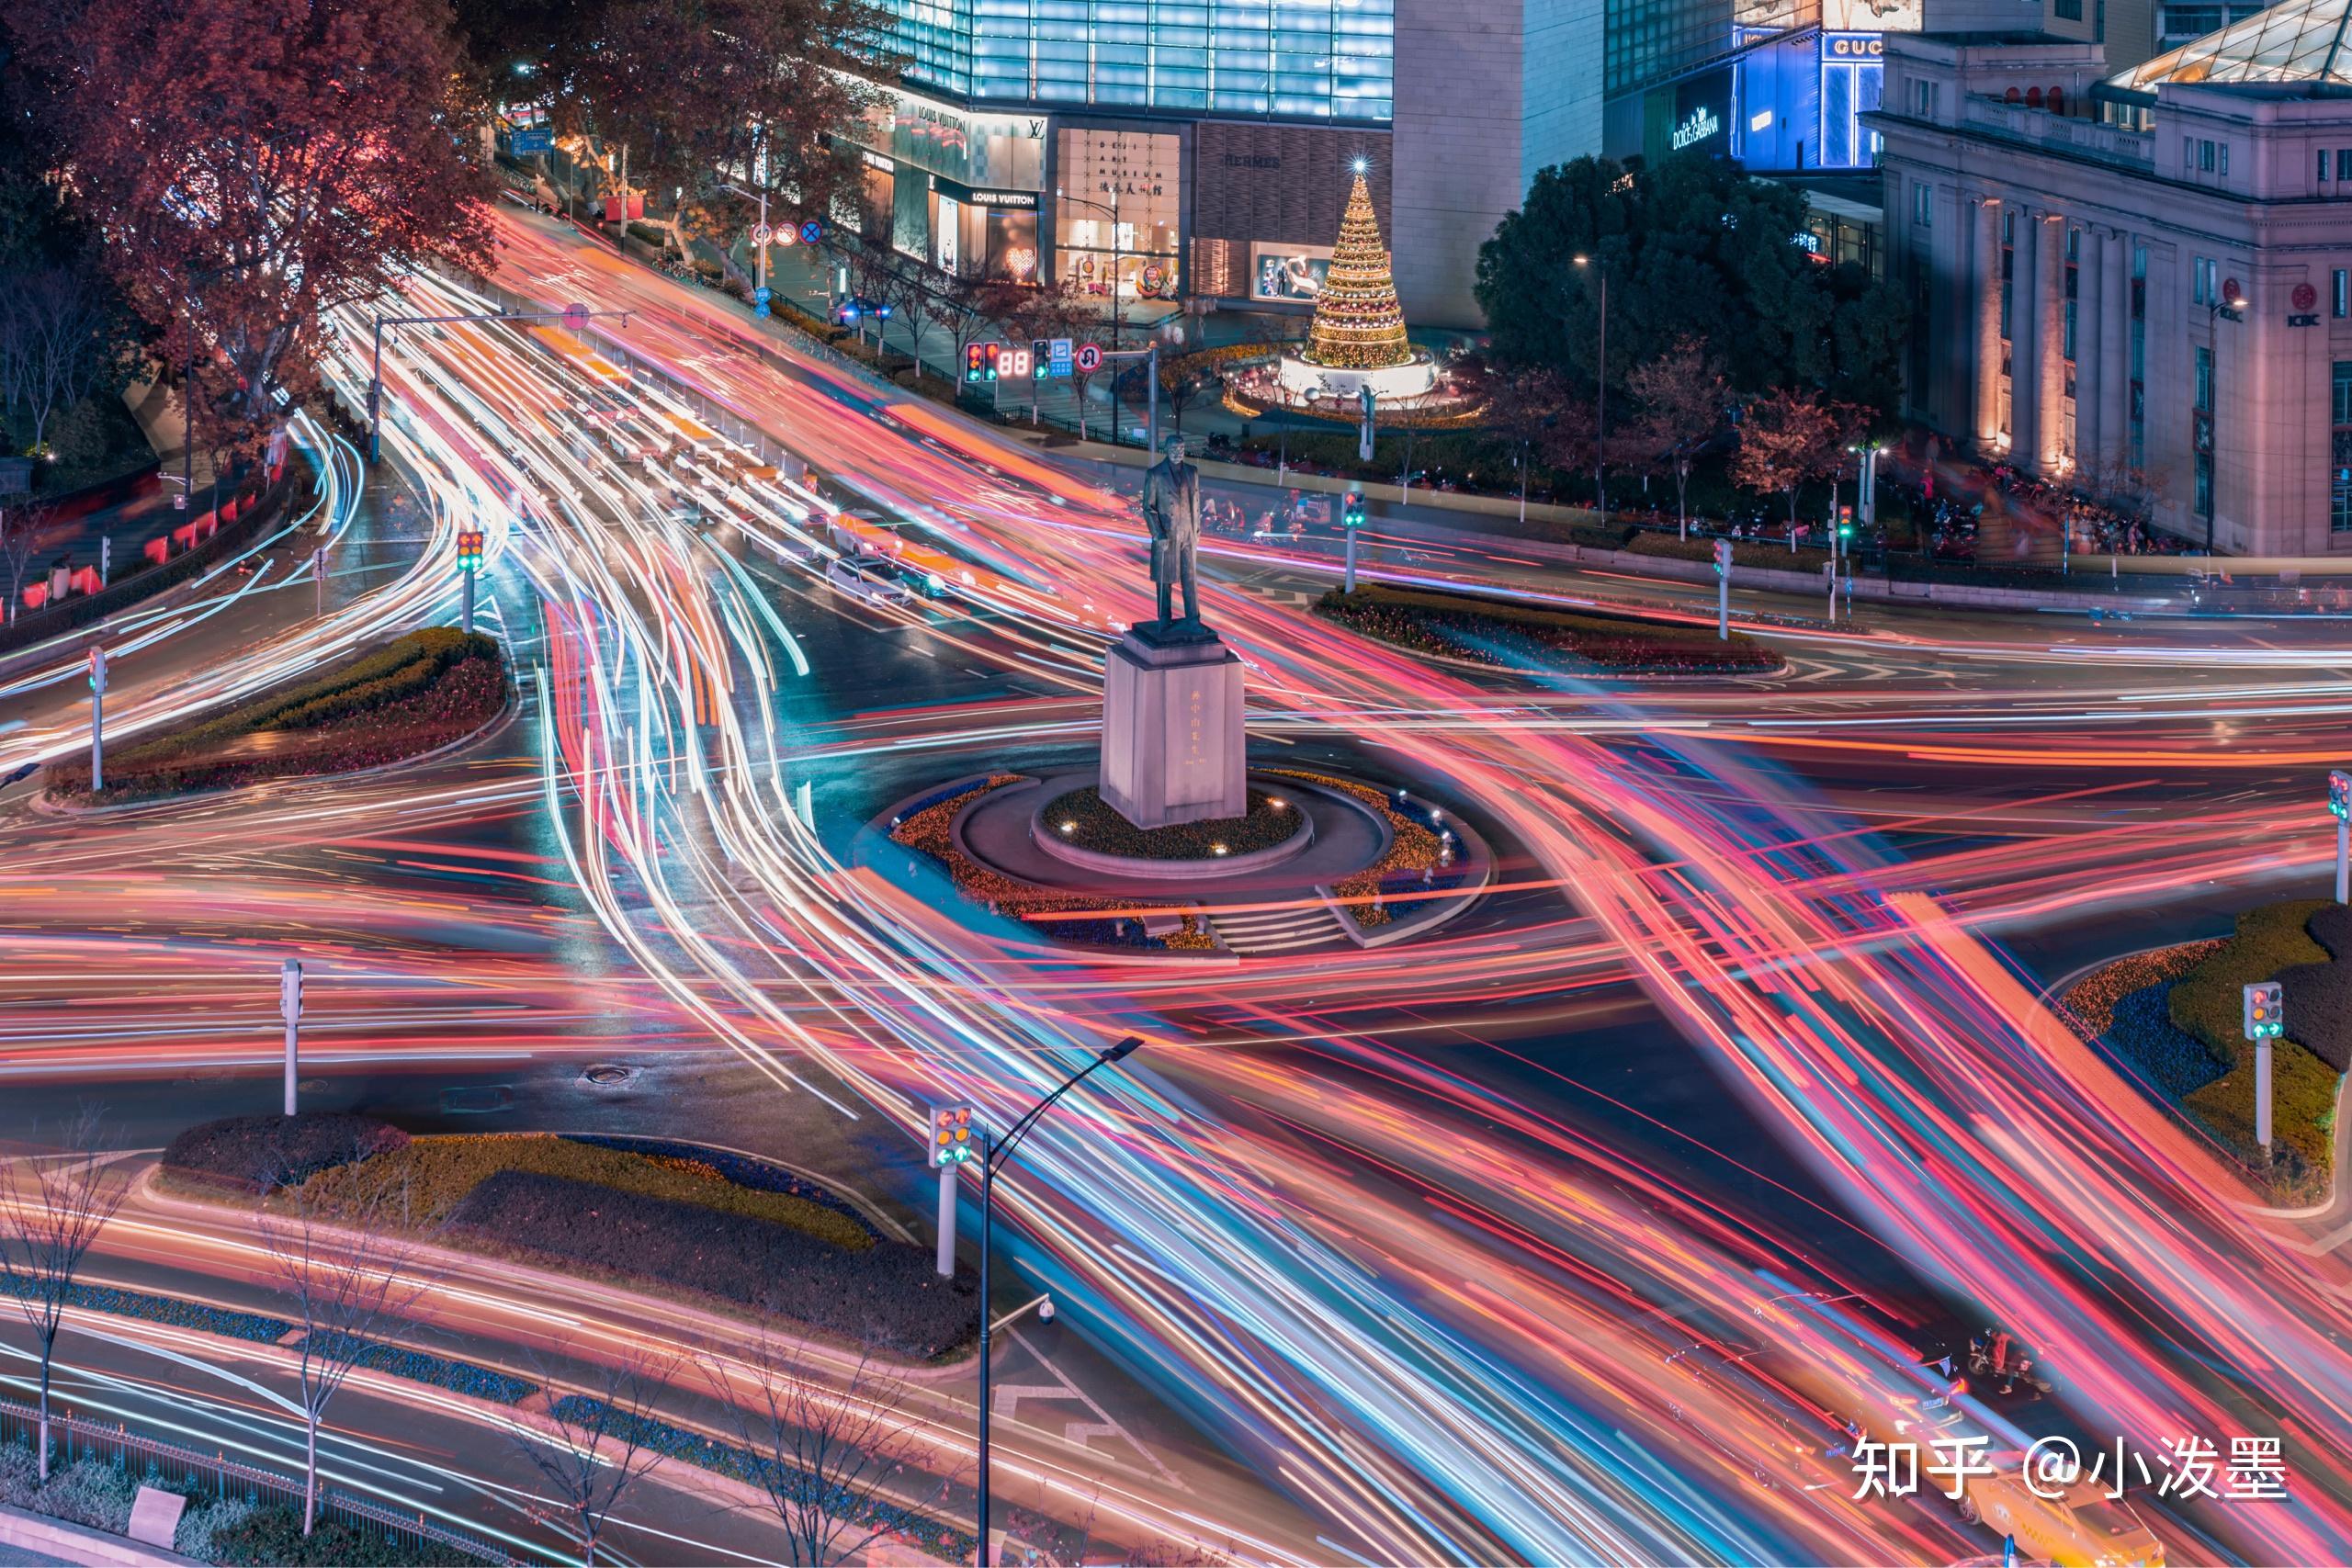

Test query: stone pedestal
[1101,622,1247,828]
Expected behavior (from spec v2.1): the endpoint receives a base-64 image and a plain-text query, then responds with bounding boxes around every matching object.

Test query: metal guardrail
[0,1396,522,1564]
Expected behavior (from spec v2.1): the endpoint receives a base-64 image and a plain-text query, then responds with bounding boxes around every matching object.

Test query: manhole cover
[582,1065,635,1087]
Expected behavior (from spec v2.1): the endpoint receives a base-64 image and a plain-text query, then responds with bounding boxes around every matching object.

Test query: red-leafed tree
[9,0,493,452]
[1625,335,1728,540]
[1731,389,1863,536]
[554,0,886,290]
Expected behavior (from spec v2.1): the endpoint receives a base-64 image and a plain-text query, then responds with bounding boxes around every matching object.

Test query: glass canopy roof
[2109,0,2352,90]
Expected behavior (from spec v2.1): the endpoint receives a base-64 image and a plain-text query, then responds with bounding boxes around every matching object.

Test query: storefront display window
[1055,128,1182,300]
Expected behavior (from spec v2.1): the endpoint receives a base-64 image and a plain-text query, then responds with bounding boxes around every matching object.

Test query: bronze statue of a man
[1140,433,1203,626]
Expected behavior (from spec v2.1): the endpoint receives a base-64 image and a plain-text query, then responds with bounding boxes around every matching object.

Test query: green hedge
[2169,901,2333,1070]
[2169,899,2345,1175]
[1317,584,1779,671]
[294,1134,874,1253]
[162,629,499,754]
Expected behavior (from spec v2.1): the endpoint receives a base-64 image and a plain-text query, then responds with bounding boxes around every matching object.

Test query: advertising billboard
[1250,245,1334,302]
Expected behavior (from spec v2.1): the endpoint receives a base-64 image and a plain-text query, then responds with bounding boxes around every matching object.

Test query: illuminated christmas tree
[1306,169,1413,371]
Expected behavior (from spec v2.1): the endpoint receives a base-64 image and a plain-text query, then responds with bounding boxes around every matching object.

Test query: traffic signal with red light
[1713,539,1733,576]
[2331,769,2351,821]
[964,343,1001,384]
[929,1104,978,1167]
[1342,491,1365,529]
[2244,981,2283,1042]
[457,529,485,573]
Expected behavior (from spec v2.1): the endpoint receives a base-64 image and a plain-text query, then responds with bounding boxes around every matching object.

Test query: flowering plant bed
[1268,770,1445,930]
[889,777,1205,949]
[1040,785,1303,861]
[49,628,509,802]
[1315,585,1780,673]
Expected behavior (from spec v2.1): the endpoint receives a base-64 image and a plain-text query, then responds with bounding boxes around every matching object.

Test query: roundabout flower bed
[1269,770,1444,930]
[888,777,1196,948]
[1315,586,1780,673]
[1039,785,1304,861]
[49,628,509,802]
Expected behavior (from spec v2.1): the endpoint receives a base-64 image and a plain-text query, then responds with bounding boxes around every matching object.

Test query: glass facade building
[881,0,1396,120]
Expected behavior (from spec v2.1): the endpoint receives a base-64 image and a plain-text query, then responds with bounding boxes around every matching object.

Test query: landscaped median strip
[1315,583,1782,673]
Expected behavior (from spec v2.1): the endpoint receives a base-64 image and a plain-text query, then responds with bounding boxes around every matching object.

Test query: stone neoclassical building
[1871,0,2352,553]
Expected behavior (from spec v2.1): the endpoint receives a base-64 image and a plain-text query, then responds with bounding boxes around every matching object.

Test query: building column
[2036,211,2066,476]
[2099,228,2132,472]
[2077,224,2105,468]
[2011,205,2038,465]
[1973,197,2004,454]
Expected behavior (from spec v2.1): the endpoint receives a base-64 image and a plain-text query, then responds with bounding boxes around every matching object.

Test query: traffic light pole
[2338,816,2347,905]
[86,648,106,793]
[2257,1040,2274,1154]
[1344,525,1359,592]
[935,1165,956,1279]
[974,1039,1141,1567]
[462,569,475,633]
[1714,541,1731,641]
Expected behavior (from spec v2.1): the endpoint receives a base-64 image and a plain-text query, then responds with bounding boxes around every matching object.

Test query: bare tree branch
[254,1131,436,1538]
[508,1344,677,1567]
[0,1106,129,1482]
[707,1332,953,1566]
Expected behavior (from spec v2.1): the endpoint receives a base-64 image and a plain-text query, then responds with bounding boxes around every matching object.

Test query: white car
[826,554,916,605]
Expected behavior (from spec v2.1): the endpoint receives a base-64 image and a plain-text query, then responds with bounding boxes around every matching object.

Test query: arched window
[2026,86,2044,107]
[2048,86,2066,115]
[2006,86,2023,103]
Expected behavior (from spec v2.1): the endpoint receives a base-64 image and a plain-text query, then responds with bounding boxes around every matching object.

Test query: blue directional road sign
[509,128,553,155]
[1049,338,1073,378]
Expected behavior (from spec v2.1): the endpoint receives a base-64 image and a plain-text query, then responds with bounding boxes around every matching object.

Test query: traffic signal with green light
[1342,491,1366,529]
[930,1104,978,1167]
[2244,981,2283,1042]
[457,529,484,573]
[2331,768,2351,821]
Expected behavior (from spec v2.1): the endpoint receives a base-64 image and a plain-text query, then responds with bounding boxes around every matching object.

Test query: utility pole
[312,546,328,619]
[85,647,106,792]
[99,536,109,588]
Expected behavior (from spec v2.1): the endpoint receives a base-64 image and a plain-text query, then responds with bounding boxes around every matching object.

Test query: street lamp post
[1573,254,1609,520]
[1055,189,1124,348]
[2206,288,2247,551]
[975,1036,1142,1566]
